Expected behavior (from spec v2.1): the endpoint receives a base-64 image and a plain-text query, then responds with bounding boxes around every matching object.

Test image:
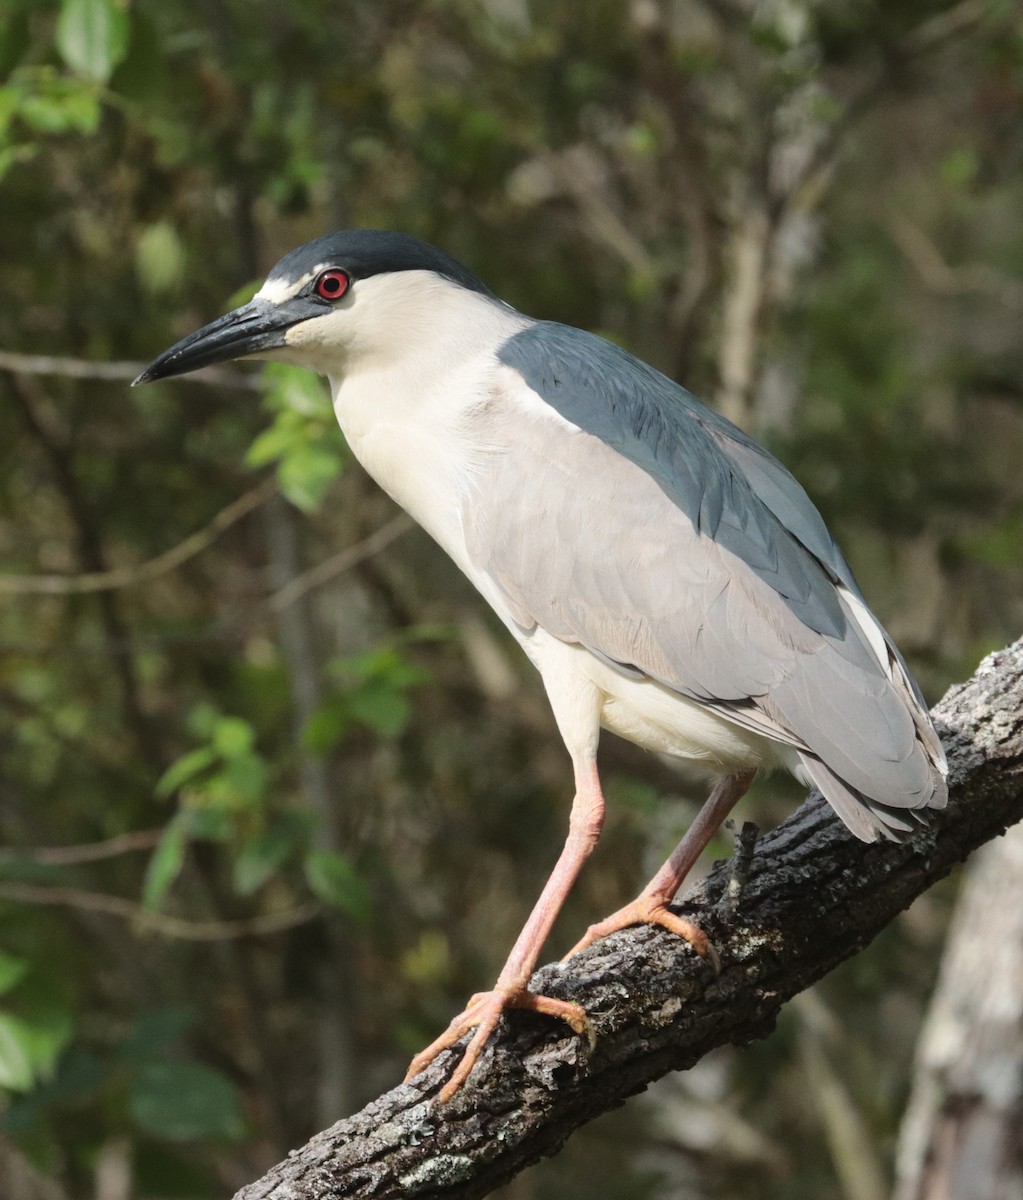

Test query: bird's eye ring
[314,269,351,301]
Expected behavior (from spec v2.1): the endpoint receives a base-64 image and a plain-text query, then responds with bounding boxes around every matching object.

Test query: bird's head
[133,229,494,386]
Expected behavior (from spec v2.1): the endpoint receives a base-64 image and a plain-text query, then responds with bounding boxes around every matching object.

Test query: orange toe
[564,897,717,970]
[405,984,589,1102]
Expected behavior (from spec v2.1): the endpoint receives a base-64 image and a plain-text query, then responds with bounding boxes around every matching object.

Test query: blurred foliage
[0,1,1021,1197]
[247,363,349,511]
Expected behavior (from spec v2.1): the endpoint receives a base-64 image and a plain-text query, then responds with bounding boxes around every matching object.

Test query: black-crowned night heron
[136,229,948,1100]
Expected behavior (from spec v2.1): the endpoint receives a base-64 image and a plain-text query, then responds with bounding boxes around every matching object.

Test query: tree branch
[887,213,1023,310]
[0,477,277,595]
[268,512,414,613]
[0,829,163,865]
[0,348,261,390]
[0,882,322,942]
[233,640,1023,1200]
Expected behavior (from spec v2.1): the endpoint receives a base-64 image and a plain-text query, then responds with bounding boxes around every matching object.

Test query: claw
[563,897,719,974]
[405,985,589,1102]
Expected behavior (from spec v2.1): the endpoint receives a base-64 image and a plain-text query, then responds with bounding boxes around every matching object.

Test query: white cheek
[281,310,352,373]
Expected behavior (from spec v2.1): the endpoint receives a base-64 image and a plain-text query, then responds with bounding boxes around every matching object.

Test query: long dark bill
[133,297,309,385]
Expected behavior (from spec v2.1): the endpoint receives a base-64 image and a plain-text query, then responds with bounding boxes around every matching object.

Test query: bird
[135,228,948,1102]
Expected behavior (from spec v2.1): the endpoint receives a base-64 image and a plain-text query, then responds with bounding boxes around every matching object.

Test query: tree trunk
[265,495,361,1124]
[894,822,1023,1200]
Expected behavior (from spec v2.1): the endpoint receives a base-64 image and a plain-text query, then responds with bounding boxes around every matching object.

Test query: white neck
[320,273,531,566]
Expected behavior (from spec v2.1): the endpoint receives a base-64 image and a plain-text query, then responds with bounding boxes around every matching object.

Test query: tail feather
[781,585,949,842]
[797,749,948,843]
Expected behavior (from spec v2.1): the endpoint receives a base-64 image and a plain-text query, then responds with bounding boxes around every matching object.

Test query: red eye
[314,269,351,301]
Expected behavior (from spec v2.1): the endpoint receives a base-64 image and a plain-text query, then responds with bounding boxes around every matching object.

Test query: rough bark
[233,640,1023,1200]
[893,817,1023,1200]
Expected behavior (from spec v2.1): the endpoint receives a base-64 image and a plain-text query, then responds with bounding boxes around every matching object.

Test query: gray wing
[469,323,946,839]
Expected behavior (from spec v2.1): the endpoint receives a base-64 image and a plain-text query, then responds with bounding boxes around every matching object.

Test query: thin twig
[0,349,261,390]
[0,513,415,656]
[0,882,322,941]
[0,477,277,595]
[900,0,991,53]
[0,830,164,866]
[269,512,415,612]
[1,482,412,611]
[888,213,1023,309]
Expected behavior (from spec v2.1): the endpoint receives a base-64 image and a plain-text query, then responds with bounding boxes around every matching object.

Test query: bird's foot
[405,983,590,1102]
[564,896,720,973]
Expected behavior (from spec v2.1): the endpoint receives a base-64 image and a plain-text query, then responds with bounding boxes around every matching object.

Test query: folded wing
[461,323,947,840]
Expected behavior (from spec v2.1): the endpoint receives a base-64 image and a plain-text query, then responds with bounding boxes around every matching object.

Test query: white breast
[327,273,532,604]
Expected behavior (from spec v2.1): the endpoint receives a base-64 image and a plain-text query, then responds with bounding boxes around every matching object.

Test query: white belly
[515,625,785,775]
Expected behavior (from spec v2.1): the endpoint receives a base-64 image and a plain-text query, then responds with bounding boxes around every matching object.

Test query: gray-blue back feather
[499,323,856,637]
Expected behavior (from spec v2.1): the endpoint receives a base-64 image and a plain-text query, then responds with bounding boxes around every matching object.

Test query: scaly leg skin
[405,759,607,1102]
[564,770,757,968]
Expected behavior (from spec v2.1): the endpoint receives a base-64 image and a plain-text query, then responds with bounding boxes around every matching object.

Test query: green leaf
[186,701,221,739]
[178,805,233,841]
[221,753,267,807]
[155,746,216,798]
[56,0,130,84]
[304,851,371,923]
[959,515,1023,569]
[224,279,261,309]
[0,951,29,997]
[276,442,344,512]
[349,682,411,738]
[401,929,451,988]
[128,1061,245,1141]
[212,716,255,758]
[608,778,659,815]
[232,825,298,896]
[0,1013,35,1091]
[940,147,978,187]
[246,369,347,514]
[302,695,351,753]
[135,221,186,295]
[40,1045,104,1103]
[18,1006,74,1081]
[0,86,20,136]
[245,422,295,467]
[107,9,163,101]
[19,84,100,135]
[263,362,332,416]
[142,821,187,910]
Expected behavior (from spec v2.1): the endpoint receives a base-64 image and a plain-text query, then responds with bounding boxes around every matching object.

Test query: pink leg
[405,757,607,1101]
[565,769,757,963]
